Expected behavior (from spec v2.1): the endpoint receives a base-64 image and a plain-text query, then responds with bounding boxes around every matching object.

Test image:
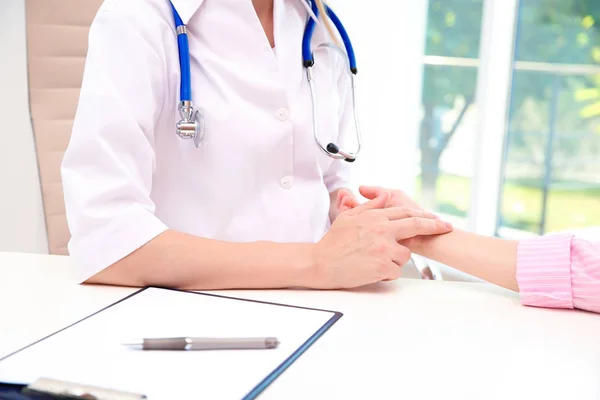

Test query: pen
[122,337,280,351]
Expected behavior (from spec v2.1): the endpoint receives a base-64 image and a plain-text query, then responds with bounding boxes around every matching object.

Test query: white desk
[1,251,599,399]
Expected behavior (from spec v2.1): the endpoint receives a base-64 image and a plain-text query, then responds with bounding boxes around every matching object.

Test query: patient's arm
[413,229,519,291]
[356,186,600,313]
[414,229,600,314]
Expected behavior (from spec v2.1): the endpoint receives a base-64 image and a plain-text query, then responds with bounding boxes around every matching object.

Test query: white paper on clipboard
[0,287,341,399]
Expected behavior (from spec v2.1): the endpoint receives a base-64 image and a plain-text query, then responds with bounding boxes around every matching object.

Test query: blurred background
[416,0,600,240]
[0,0,598,278]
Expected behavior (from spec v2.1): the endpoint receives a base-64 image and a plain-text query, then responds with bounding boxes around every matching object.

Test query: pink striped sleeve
[516,233,600,314]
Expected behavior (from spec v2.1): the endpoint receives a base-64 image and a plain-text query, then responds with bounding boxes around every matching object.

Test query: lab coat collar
[169,0,204,24]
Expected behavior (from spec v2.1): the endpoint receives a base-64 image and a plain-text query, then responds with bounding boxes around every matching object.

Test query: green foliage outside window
[419,0,600,235]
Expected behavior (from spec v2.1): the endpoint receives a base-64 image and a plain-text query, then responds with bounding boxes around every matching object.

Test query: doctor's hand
[329,188,360,222]
[311,193,452,289]
[346,185,450,252]
[358,185,423,211]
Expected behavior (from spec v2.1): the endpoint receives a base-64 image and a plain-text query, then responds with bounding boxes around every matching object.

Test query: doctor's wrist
[296,243,334,289]
[283,243,321,289]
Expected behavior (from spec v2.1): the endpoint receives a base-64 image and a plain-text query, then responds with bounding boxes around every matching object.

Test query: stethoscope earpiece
[326,143,339,154]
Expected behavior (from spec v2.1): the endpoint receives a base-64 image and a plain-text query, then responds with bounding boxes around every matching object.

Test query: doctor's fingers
[389,217,453,241]
[390,242,412,267]
[373,243,410,281]
[366,207,439,221]
[347,192,390,215]
[338,190,360,210]
[379,261,404,282]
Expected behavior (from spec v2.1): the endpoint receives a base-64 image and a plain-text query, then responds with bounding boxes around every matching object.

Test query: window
[417,0,484,226]
[498,0,600,237]
[418,0,600,240]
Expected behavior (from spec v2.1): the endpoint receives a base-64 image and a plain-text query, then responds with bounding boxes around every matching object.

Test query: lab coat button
[280,176,293,189]
[276,108,289,121]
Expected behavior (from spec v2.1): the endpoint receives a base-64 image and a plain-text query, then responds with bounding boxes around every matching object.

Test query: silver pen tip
[265,337,279,349]
[122,340,143,347]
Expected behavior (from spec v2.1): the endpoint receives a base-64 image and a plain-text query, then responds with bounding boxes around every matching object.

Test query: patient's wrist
[409,235,438,258]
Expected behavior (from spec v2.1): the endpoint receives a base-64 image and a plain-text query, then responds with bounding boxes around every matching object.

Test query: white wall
[0,0,49,254]
[330,0,429,196]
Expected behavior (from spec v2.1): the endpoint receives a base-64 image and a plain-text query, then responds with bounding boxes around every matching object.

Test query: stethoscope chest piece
[176,100,206,148]
[193,110,205,148]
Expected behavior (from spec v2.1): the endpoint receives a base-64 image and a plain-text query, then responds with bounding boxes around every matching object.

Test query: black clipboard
[0,287,343,400]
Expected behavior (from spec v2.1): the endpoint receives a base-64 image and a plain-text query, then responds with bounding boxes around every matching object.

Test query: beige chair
[25,0,103,255]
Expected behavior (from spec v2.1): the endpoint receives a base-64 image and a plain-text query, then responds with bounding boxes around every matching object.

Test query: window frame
[467,0,520,236]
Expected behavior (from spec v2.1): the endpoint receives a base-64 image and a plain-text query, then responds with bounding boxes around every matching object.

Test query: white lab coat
[61,0,354,282]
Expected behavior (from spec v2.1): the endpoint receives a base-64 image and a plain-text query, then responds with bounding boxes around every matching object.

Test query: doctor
[61,0,453,289]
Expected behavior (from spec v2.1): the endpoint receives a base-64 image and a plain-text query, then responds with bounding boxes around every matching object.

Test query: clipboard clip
[21,378,147,400]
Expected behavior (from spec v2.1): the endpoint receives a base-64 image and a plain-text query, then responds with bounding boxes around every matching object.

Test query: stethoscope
[169,0,362,162]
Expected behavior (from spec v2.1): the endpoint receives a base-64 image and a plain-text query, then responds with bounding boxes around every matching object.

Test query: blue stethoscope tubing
[301,0,356,72]
[171,4,191,103]
[170,0,362,162]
